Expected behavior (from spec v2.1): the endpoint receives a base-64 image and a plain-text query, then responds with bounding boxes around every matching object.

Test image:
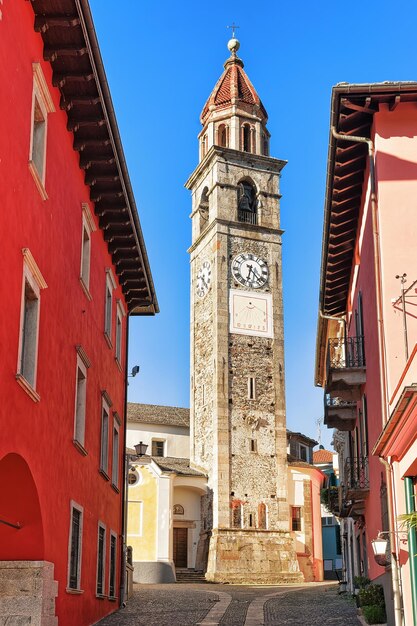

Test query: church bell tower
[185,37,302,583]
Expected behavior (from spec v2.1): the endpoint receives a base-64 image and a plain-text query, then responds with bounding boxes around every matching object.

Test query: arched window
[218,124,228,147]
[201,134,207,158]
[199,187,209,233]
[231,501,243,528]
[242,124,251,152]
[238,181,257,224]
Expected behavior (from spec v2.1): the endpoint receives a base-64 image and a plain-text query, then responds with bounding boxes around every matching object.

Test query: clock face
[196,261,212,298]
[232,253,268,289]
[229,290,273,338]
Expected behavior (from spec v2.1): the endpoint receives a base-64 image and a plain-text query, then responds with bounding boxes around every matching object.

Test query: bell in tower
[185,37,303,584]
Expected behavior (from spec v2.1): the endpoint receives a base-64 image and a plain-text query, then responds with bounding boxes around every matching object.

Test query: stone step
[176,570,207,583]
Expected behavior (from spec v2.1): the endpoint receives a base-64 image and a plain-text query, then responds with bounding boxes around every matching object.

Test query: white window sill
[79,277,92,301]
[111,483,120,494]
[99,468,110,481]
[16,374,40,402]
[66,587,84,595]
[115,357,123,373]
[73,439,88,456]
[28,161,48,200]
[104,332,113,349]
[96,593,107,600]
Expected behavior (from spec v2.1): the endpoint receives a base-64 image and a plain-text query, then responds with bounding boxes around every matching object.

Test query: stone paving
[96,582,361,626]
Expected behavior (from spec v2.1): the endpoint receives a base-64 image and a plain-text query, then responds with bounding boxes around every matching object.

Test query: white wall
[173,485,203,568]
[127,422,190,458]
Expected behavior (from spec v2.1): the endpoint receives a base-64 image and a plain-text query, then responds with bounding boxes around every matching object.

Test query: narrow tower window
[242,124,251,152]
[238,181,257,224]
[249,438,257,453]
[218,124,228,147]
[198,188,209,234]
[248,376,256,400]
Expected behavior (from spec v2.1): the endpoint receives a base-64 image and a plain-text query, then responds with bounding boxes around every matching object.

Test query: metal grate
[238,209,257,225]
[327,336,365,369]
[344,456,369,490]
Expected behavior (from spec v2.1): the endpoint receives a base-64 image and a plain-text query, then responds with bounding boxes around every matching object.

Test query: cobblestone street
[97,582,361,626]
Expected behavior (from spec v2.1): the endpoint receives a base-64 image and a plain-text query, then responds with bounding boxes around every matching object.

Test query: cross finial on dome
[227,23,240,55]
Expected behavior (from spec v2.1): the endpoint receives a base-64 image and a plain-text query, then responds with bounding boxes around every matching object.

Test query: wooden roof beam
[335,143,366,164]
[85,173,119,185]
[389,95,401,111]
[34,16,80,33]
[340,97,376,115]
[61,95,101,111]
[90,189,124,202]
[74,137,111,151]
[44,45,88,63]
[79,155,115,170]
[67,117,106,132]
[53,72,94,88]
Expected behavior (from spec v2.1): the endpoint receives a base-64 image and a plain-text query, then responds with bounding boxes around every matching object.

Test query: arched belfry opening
[242,124,251,152]
[199,187,209,234]
[238,180,257,224]
[218,124,228,147]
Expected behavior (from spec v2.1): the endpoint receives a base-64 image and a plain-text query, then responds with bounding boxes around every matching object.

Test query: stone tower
[185,37,302,583]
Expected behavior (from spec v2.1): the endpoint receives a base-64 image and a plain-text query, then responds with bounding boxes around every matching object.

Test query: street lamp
[133,441,148,457]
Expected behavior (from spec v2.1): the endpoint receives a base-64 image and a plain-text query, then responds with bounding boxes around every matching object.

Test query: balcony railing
[238,209,257,225]
[344,456,369,491]
[327,336,365,370]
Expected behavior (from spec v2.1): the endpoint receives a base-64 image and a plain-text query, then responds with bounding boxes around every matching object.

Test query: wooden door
[173,527,188,568]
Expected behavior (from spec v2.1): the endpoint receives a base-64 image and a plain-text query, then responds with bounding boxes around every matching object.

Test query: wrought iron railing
[327,336,365,370]
[325,394,356,408]
[238,209,257,225]
[344,456,369,491]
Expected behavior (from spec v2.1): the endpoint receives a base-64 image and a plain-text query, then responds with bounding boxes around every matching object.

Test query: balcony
[326,336,366,401]
[324,395,357,431]
[344,456,370,501]
[320,486,353,518]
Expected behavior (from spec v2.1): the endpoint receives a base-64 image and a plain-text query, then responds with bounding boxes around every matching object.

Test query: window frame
[100,396,111,478]
[28,63,55,200]
[291,506,302,532]
[248,376,256,400]
[104,269,117,347]
[67,501,83,593]
[111,416,120,490]
[115,300,125,368]
[73,355,87,452]
[96,521,106,597]
[151,439,165,457]
[79,203,96,298]
[109,531,117,599]
[16,249,47,401]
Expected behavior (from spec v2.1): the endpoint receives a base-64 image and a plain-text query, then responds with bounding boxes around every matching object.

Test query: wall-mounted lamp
[371,531,407,567]
[128,365,140,378]
[134,441,148,457]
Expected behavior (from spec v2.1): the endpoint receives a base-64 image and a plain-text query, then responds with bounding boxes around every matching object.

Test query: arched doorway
[0,453,44,559]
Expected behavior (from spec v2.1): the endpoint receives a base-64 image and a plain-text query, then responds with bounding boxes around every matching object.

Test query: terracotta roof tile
[127,403,190,428]
[313,449,334,464]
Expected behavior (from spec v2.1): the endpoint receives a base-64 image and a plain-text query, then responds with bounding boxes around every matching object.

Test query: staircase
[176,569,207,583]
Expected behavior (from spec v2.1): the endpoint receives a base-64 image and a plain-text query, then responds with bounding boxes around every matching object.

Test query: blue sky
[90,0,417,450]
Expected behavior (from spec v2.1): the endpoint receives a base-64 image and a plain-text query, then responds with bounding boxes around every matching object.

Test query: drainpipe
[379,456,404,625]
[404,477,417,624]
[119,315,130,607]
[331,128,402,625]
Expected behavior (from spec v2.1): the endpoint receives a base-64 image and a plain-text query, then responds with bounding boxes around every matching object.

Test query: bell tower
[185,37,302,583]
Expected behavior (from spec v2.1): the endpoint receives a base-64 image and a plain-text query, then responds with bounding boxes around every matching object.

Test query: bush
[362,604,387,624]
[354,575,371,589]
[359,584,385,608]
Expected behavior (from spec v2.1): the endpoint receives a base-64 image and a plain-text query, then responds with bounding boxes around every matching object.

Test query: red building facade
[0,2,157,625]
[316,83,417,625]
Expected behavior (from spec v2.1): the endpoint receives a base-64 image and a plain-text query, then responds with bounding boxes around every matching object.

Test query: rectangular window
[109,532,117,598]
[68,502,83,590]
[291,506,301,531]
[112,420,120,489]
[100,400,110,475]
[74,357,87,448]
[28,63,55,198]
[16,250,47,399]
[151,440,165,457]
[104,270,116,344]
[115,302,124,365]
[249,438,257,453]
[299,445,308,462]
[248,376,256,400]
[202,383,205,406]
[96,523,106,596]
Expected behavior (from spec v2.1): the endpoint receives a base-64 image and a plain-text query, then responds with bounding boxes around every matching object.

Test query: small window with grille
[291,506,301,531]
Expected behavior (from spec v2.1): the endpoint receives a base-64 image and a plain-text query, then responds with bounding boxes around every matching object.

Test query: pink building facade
[316,82,417,626]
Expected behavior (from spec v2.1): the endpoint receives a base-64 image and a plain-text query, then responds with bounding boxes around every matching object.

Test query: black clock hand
[246,264,253,280]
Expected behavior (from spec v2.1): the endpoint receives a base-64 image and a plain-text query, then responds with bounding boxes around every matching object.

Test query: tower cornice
[185,146,286,190]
